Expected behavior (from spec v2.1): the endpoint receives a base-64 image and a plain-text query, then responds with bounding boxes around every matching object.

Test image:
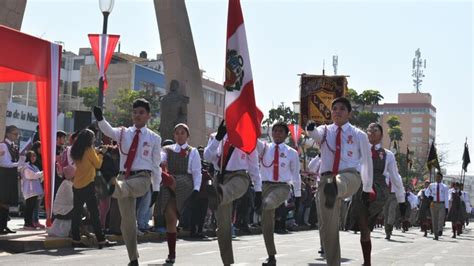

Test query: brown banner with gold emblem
[299,74,348,126]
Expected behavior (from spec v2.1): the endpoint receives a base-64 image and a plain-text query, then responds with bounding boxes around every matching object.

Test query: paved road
[1,222,473,265]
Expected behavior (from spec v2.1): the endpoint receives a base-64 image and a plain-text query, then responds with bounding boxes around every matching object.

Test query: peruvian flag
[288,123,303,149]
[88,34,120,92]
[224,0,263,154]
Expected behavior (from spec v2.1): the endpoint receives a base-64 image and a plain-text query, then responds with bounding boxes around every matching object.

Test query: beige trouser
[319,169,361,266]
[261,182,290,256]
[430,202,446,237]
[112,172,151,261]
[383,193,397,234]
[216,170,250,265]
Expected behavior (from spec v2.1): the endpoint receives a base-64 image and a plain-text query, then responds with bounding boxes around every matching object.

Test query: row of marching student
[0,96,472,266]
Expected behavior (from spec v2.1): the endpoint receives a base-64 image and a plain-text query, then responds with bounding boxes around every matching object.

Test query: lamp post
[97,0,114,109]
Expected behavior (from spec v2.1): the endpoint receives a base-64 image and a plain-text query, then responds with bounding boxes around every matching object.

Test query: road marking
[140,259,165,264]
[236,245,256,249]
[433,256,442,260]
[51,255,92,261]
[300,248,314,252]
[258,254,287,260]
[192,251,218,256]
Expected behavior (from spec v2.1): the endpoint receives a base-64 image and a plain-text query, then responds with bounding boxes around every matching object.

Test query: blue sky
[22,0,472,174]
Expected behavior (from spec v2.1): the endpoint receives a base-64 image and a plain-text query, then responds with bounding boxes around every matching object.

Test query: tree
[350,111,379,130]
[386,115,401,128]
[346,89,382,130]
[262,102,297,126]
[78,87,99,108]
[388,126,403,144]
[104,88,161,132]
[360,89,384,111]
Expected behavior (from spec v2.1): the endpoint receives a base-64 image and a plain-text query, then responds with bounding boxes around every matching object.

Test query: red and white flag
[288,123,303,149]
[224,0,263,154]
[88,34,120,92]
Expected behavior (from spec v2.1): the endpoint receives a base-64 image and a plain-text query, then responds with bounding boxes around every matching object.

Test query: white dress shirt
[448,189,465,202]
[425,182,449,209]
[407,192,419,209]
[98,120,162,191]
[161,143,202,191]
[307,156,321,182]
[203,134,261,191]
[462,191,472,213]
[256,140,301,197]
[0,139,20,168]
[308,122,373,192]
[372,144,406,203]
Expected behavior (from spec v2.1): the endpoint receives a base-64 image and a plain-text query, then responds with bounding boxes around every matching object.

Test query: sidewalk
[0,217,313,253]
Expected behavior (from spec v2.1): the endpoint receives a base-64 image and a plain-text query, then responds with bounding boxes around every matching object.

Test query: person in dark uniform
[447,182,465,238]
[345,123,406,266]
[0,125,22,234]
[158,123,202,264]
[417,180,432,237]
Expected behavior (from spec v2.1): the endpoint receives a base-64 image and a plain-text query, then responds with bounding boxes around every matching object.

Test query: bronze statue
[160,80,189,140]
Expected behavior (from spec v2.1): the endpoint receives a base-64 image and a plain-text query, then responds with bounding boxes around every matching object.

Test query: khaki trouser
[216,171,250,265]
[261,182,290,256]
[319,169,361,266]
[112,172,151,261]
[430,202,445,237]
[383,193,397,234]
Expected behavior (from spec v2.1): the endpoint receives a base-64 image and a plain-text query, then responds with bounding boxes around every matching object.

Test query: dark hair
[436,172,443,178]
[71,129,95,161]
[331,97,352,113]
[272,121,289,134]
[25,150,36,164]
[56,130,67,138]
[5,125,18,135]
[162,139,175,146]
[31,141,41,154]
[174,123,190,137]
[370,123,383,135]
[133,98,150,113]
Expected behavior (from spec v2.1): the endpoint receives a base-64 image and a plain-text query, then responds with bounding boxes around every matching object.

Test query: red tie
[179,147,187,158]
[221,139,232,170]
[332,126,342,174]
[371,145,378,159]
[436,183,440,202]
[123,129,140,178]
[273,145,280,181]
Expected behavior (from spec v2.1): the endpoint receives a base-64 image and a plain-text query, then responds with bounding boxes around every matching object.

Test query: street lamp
[97,0,114,109]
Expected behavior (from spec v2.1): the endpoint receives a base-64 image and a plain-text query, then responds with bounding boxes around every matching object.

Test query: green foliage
[78,87,99,108]
[262,102,297,126]
[104,88,161,130]
[386,115,401,128]
[388,126,403,143]
[350,111,379,130]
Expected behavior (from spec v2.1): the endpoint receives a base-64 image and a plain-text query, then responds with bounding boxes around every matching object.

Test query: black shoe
[438,231,443,236]
[0,230,7,235]
[165,256,175,264]
[318,248,325,254]
[433,236,438,241]
[72,241,88,248]
[98,240,116,249]
[323,182,338,209]
[4,227,16,234]
[262,255,276,266]
[128,259,138,266]
[385,234,391,240]
[424,231,427,237]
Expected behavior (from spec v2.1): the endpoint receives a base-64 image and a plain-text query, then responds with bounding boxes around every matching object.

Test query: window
[214,116,221,128]
[61,58,66,69]
[412,117,422,124]
[411,127,422,133]
[205,113,214,129]
[205,90,216,105]
[60,80,67,94]
[71,82,79,96]
[411,137,423,143]
[73,59,85,70]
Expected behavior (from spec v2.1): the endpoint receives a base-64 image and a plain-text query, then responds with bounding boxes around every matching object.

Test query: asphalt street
[1,222,473,265]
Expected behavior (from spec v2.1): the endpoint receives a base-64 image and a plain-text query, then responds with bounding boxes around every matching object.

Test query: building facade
[374,92,436,158]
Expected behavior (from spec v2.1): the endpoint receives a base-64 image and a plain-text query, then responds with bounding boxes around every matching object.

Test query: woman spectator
[70,129,114,248]
[158,124,202,264]
[20,151,44,230]
[29,141,45,229]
